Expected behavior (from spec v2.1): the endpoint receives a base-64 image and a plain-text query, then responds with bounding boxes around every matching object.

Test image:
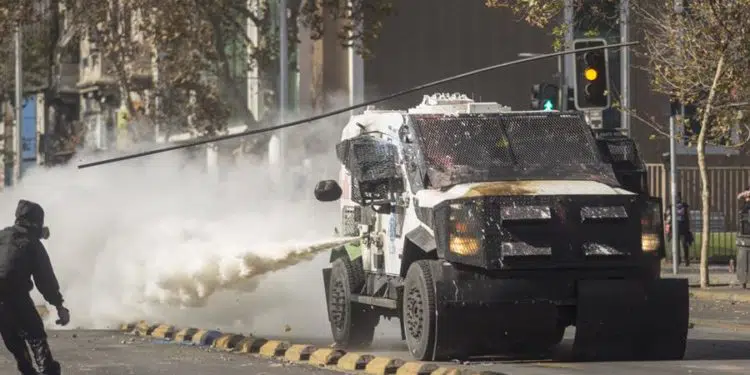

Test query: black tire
[327,257,379,348]
[403,260,440,361]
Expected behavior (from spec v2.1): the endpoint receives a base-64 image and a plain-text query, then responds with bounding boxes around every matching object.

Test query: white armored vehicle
[314,93,688,361]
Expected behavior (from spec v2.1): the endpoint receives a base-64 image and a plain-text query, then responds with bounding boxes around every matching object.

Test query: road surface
[2,298,750,374]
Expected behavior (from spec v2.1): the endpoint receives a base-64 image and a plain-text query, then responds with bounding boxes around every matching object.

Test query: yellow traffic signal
[584,68,598,81]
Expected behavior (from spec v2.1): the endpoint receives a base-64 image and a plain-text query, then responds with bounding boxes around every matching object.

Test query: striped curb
[284,344,317,361]
[395,362,440,375]
[192,330,222,346]
[118,321,507,375]
[259,340,291,357]
[212,334,246,350]
[150,324,176,340]
[365,356,406,375]
[309,348,346,366]
[236,337,269,353]
[337,352,375,370]
[174,328,200,343]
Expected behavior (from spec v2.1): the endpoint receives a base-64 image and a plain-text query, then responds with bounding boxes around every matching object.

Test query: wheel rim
[405,285,424,341]
[330,278,347,332]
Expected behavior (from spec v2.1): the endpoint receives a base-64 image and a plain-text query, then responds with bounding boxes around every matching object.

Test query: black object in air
[315,180,343,202]
[77,41,638,169]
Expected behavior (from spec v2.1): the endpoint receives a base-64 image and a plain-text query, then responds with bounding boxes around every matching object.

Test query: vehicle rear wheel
[327,257,378,348]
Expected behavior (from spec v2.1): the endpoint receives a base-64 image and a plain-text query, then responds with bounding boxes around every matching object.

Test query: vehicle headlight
[641,200,664,254]
[448,201,483,256]
[641,233,660,252]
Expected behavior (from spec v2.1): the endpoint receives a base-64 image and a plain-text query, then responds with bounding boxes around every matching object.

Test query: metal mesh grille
[411,113,619,188]
[335,137,400,183]
[601,138,642,167]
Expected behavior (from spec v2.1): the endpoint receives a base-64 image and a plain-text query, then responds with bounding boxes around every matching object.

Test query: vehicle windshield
[411,113,620,189]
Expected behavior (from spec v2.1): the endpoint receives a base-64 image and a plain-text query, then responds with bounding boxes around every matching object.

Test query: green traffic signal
[543,99,554,111]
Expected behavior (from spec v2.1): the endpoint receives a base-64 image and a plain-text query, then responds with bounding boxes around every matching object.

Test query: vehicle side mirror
[314,180,343,202]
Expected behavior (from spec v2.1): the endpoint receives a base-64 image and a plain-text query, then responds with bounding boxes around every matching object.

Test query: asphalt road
[2,298,750,374]
[0,330,342,375]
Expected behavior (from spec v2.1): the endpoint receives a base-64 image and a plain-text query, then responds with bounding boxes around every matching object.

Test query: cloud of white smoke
[1,93,355,336]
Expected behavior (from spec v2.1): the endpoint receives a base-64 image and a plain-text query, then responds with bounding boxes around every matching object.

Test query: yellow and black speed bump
[212,334,246,351]
[259,340,290,357]
[336,352,375,371]
[236,336,268,354]
[133,321,156,336]
[118,323,135,333]
[309,348,346,366]
[150,324,177,340]
[119,321,509,375]
[430,368,462,375]
[191,329,222,346]
[284,344,316,361]
[394,362,439,375]
[174,328,200,343]
[364,356,405,375]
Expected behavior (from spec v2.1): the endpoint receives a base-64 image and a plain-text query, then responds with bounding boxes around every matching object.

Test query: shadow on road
[451,337,750,364]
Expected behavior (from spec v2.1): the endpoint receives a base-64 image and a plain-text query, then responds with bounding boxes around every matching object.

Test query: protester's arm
[31,241,64,307]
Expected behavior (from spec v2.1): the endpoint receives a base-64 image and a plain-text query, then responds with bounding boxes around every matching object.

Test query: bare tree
[637,1,750,287]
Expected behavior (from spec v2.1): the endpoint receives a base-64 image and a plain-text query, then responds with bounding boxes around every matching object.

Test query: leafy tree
[487,0,750,287]
[2,0,395,149]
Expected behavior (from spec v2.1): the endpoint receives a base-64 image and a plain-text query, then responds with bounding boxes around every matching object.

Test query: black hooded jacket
[0,200,64,306]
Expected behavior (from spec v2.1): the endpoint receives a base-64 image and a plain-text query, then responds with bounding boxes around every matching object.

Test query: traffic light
[573,38,610,110]
[531,83,559,111]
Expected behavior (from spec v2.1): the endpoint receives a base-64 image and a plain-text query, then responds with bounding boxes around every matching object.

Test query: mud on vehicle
[313,93,688,362]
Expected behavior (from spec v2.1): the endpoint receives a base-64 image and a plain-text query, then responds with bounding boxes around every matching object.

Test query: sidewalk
[659,263,750,302]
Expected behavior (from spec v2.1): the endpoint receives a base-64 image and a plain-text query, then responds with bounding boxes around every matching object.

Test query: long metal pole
[620,0,630,136]
[670,114,679,274]
[14,27,22,185]
[278,0,288,168]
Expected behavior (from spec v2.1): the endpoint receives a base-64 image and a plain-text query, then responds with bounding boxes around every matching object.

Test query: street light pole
[14,26,23,185]
[670,0,685,275]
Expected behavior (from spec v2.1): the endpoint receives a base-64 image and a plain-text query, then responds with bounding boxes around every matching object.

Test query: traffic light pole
[557,55,565,110]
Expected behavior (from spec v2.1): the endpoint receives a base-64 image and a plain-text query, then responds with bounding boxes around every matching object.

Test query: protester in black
[665,192,694,266]
[0,200,70,374]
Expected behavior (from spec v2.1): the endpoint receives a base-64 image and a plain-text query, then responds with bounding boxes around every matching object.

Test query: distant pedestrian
[665,192,694,266]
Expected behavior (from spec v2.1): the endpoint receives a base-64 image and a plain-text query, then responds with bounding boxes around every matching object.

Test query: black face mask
[41,227,50,240]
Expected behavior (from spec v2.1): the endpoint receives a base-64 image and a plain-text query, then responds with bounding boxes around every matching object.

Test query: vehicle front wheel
[402,260,443,361]
[327,257,378,348]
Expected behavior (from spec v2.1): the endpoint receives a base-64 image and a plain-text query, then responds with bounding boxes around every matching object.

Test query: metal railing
[647,163,750,260]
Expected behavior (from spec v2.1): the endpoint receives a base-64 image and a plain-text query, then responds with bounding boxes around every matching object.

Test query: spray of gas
[1,94,358,336]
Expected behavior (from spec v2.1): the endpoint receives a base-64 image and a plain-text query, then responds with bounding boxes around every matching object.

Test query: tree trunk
[697,53,725,288]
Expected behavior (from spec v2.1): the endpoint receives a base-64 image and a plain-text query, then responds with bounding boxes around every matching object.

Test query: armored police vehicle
[314,93,688,362]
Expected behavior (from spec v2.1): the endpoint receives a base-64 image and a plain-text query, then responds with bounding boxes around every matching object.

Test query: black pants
[675,230,691,266]
[0,293,61,375]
